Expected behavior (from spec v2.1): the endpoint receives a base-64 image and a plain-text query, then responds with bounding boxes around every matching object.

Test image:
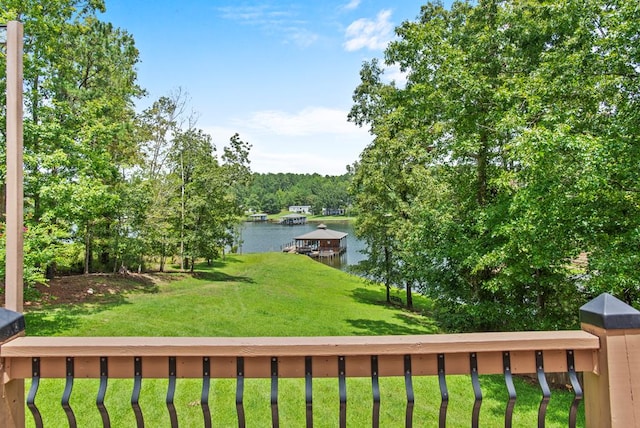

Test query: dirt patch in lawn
[23,272,184,308]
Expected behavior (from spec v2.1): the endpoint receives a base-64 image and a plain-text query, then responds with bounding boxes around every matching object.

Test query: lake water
[236,221,368,271]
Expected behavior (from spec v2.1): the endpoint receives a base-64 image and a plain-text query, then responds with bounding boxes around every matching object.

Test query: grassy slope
[27,253,436,337]
[24,253,583,427]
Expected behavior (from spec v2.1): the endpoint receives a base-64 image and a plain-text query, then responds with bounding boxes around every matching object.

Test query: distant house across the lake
[288,205,312,214]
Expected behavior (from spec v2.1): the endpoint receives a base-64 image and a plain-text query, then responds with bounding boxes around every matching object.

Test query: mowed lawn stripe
[26,252,437,337]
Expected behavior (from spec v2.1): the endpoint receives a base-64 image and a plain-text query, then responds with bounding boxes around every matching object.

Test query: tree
[46,18,143,274]
[166,127,251,272]
[136,92,189,271]
[504,0,640,306]
[245,173,352,215]
[349,0,640,329]
[1,0,143,277]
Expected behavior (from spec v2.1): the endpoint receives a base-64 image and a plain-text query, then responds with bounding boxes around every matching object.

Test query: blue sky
[100,1,440,175]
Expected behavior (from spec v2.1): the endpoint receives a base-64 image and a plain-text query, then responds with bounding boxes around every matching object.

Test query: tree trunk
[84,223,91,274]
[160,238,166,272]
[384,245,391,303]
[45,263,56,280]
[477,138,488,206]
[406,281,413,309]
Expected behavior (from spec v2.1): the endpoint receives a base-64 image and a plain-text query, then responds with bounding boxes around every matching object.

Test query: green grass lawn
[23,253,584,427]
[26,253,436,337]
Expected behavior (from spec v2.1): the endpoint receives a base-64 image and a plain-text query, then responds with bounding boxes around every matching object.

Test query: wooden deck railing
[1,332,599,427]
[1,293,640,427]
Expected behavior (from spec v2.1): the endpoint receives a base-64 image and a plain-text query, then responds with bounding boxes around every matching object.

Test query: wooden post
[581,293,640,427]
[0,308,25,427]
[5,20,24,313]
[2,20,25,428]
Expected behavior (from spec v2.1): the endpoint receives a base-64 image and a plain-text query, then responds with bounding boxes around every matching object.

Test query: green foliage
[349,0,640,330]
[166,129,251,271]
[1,0,146,279]
[244,173,352,215]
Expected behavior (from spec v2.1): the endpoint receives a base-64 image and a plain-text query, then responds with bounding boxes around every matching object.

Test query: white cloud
[242,107,364,137]
[203,107,372,175]
[344,9,394,52]
[217,5,293,24]
[217,5,319,48]
[343,0,361,11]
[248,151,350,175]
[289,29,320,48]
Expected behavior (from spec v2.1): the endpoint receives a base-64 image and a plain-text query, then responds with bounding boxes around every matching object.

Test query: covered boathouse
[293,224,347,258]
[279,214,307,225]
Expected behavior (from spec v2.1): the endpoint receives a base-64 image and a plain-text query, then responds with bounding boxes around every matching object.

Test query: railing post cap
[580,293,640,329]
[0,307,25,341]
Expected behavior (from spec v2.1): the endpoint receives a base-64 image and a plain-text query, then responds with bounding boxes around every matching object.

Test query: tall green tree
[348,62,422,307]
[167,129,251,272]
[136,93,186,271]
[349,0,640,330]
[1,0,143,278]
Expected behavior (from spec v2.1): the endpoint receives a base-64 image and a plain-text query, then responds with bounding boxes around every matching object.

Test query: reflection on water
[236,221,367,271]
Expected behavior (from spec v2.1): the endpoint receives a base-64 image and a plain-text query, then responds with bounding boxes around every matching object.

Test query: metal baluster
[338,356,347,428]
[97,357,111,427]
[470,353,482,428]
[404,355,414,428]
[566,350,583,428]
[305,356,313,428]
[536,351,551,428]
[167,357,178,428]
[62,357,77,428]
[371,356,380,428]
[438,353,448,428]
[236,357,246,428]
[271,357,280,428]
[132,356,144,427]
[503,352,516,428]
[202,357,212,428]
[26,357,43,428]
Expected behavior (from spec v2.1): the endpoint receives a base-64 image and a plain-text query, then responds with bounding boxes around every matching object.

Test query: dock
[282,224,347,258]
[279,214,307,225]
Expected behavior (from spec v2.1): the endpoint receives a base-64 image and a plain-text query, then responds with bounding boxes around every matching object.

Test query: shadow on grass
[351,287,434,314]
[189,256,245,271]
[25,301,129,337]
[117,279,159,294]
[394,313,439,333]
[351,287,392,306]
[346,318,435,335]
[192,271,255,283]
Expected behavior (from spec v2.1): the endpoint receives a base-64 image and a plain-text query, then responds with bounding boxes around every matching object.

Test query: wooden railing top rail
[1,330,599,358]
[1,331,599,380]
